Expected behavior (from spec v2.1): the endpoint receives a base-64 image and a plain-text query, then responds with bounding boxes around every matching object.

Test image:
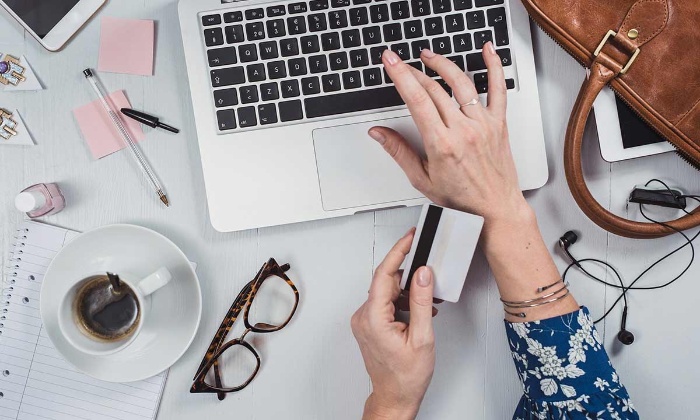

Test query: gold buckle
[593,30,640,74]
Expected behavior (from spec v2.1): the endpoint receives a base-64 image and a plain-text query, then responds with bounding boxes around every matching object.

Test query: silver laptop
[178,0,548,232]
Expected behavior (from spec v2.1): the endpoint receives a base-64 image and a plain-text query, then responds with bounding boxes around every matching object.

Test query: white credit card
[400,204,484,303]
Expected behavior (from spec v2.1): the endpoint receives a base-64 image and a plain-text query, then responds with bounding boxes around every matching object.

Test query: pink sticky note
[73,90,146,160]
[98,17,155,76]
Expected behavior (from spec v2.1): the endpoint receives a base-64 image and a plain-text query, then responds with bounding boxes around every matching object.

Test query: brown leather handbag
[520,0,700,238]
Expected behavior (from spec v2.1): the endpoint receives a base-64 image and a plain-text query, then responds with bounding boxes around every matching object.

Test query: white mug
[58,267,172,356]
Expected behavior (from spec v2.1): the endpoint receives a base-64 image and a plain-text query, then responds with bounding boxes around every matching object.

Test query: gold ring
[459,98,479,108]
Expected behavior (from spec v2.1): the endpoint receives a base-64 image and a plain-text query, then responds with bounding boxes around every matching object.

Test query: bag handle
[564,59,700,239]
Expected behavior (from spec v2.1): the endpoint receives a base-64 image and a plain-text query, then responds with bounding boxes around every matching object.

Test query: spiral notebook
[1,221,166,420]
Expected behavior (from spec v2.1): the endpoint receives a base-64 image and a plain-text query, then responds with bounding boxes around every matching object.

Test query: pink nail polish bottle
[15,183,66,218]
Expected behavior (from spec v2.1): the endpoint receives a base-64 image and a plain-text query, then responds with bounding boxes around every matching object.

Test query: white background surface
[1,1,699,418]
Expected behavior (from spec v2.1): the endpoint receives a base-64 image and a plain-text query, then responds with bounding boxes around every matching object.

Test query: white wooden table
[2,1,699,418]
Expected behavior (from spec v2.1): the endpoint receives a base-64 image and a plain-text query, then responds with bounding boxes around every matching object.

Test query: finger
[483,42,507,120]
[406,65,462,124]
[368,127,430,191]
[408,267,435,344]
[369,229,416,302]
[382,49,447,142]
[420,49,481,118]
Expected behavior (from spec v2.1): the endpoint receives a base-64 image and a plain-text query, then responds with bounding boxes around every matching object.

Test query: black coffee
[74,276,140,342]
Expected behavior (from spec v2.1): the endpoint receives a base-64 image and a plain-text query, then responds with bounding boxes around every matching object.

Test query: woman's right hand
[369,42,528,225]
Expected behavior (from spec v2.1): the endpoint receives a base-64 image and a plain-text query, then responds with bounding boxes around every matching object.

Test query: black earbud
[559,230,579,251]
[617,307,635,345]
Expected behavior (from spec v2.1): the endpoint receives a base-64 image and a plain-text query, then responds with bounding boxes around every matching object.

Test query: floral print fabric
[505,307,638,419]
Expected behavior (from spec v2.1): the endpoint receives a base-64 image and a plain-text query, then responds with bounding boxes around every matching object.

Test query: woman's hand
[369,42,528,226]
[351,229,436,420]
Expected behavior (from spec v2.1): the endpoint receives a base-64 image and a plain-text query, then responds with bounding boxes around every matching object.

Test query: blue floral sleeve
[505,307,638,419]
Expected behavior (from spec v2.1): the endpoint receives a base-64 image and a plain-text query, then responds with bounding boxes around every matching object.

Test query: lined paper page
[1,221,166,420]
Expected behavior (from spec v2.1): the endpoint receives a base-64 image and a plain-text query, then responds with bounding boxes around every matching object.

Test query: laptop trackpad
[313,116,425,211]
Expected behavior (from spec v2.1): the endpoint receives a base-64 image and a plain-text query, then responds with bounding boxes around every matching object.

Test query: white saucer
[40,224,202,382]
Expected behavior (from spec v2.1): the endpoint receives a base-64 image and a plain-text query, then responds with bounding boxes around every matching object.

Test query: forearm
[482,196,579,322]
[362,393,418,420]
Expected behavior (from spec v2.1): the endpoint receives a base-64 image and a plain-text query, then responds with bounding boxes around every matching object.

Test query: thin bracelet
[503,290,571,318]
[536,278,563,293]
[500,282,569,306]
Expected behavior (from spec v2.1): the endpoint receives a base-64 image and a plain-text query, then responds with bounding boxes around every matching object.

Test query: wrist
[363,393,419,420]
[481,194,534,235]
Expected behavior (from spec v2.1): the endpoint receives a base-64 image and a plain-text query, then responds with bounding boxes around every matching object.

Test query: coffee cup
[58,267,172,356]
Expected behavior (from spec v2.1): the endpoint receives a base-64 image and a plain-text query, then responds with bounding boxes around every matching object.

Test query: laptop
[178,0,548,232]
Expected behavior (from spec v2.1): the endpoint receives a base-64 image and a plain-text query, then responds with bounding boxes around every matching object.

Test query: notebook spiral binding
[2,227,31,311]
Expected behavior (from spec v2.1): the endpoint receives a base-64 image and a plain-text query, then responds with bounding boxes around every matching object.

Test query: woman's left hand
[351,229,437,419]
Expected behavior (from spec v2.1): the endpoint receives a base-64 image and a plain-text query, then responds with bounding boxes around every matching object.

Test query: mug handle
[136,267,172,296]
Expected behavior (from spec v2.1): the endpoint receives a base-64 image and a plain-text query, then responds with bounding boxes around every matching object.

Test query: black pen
[120,108,180,134]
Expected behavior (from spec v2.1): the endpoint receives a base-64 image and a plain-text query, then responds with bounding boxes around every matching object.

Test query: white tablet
[593,85,674,162]
[0,0,105,52]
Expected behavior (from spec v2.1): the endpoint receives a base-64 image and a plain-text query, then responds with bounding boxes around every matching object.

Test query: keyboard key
[432,0,452,13]
[363,67,383,86]
[208,47,237,67]
[343,71,362,89]
[506,78,515,89]
[309,55,329,73]
[362,26,382,44]
[304,86,404,118]
[214,88,238,107]
[321,32,342,50]
[301,35,321,53]
[447,55,465,71]
[407,61,423,72]
[403,20,423,39]
[384,68,393,84]
[246,22,265,40]
[288,57,308,75]
[202,14,221,26]
[496,48,512,66]
[383,23,403,42]
[308,13,328,32]
[475,0,503,6]
[487,7,506,25]
[217,109,236,130]
[475,79,488,93]
[267,19,286,37]
[245,9,264,20]
[329,51,349,70]
[370,4,390,22]
[267,5,286,17]
[279,100,304,121]
[473,30,492,49]
[435,78,452,95]
[332,0,351,7]
[281,79,301,97]
[267,61,287,79]
[390,1,410,20]
[445,13,465,32]
[349,49,370,67]
[432,36,451,54]
[211,67,245,87]
[465,52,485,71]
[289,2,308,13]
[411,39,429,58]
[259,41,279,59]
[329,10,349,28]
[453,0,472,10]
[259,104,278,125]
[278,39,297,57]
[342,29,362,48]
[224,11,243,23]
[391,43,410,60]
[247,63,266,82]
[473,72,488,84]
[350,7,369,26]
[240,85,259,103]
[370,45,388,64]
[424,17,444,35]
[260,82,280,101]
[302,76,321,95]
[466,10,485,29]
[287,16,307,34]
[322,74,342,92]
[225,25,244,43]
[493,22,509,46]
[238,107,257,127]
[453,33,472,52]
[353,0,372,4]
[411,0,431,16]
[310,0,330,10]
[204,28,224,46]
[238,44,258,62]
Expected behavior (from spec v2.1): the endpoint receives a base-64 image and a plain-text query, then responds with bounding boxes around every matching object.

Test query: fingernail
[383,49,400,65]
[403,227,416,238]
[368,128,386,144]
[486,42,496,56]
[416,267,432,287]
[421,49,436,58]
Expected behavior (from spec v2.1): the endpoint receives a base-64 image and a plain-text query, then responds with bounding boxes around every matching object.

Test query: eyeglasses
[190,258,299,400]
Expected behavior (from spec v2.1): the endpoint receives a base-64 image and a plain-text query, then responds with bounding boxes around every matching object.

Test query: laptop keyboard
[201,0,518,132]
